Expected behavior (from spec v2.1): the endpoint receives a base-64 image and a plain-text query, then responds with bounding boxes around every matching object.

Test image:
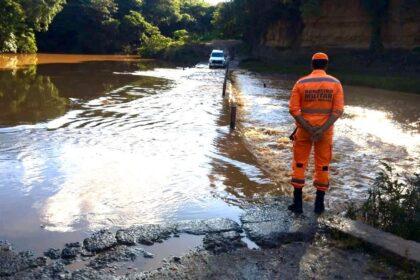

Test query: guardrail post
[222,60,230,97]
[230,102,237,130]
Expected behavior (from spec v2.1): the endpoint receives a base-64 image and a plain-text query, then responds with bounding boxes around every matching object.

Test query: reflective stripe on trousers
[301,108,332,114]
[291,127,333,191]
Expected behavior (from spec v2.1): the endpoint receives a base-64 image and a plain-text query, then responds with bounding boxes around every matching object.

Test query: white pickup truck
[208,50,227,68]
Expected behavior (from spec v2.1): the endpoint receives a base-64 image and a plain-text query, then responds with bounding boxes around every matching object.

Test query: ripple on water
[0,60,273,254]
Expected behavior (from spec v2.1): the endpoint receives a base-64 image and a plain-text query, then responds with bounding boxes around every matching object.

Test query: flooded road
[1,54,418,261]
[232,70,420,211]
[0,55,273,254]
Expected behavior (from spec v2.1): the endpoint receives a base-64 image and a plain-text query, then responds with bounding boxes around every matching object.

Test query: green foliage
[180,0,215,36]
[139,33,173,58]
[16,30,37,53]
[212,2,239,39]
[0,0,64,53]
[141,0,183,35]
[35,0,215,54]
[173,29,189,42]
[346,163,420,241]
[36,0,123,53]
[0,0,26,53]
[20,0,66,31]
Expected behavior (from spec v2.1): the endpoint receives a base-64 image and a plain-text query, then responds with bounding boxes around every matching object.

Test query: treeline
[1,0,216,56]
[2,0,419,56]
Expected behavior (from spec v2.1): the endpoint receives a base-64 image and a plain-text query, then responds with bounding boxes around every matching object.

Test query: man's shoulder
[296,74,341,85]
[325,74,341,84]
[296,74,311,84]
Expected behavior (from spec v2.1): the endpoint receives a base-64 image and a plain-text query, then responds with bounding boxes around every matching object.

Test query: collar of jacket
[311,69,327,75]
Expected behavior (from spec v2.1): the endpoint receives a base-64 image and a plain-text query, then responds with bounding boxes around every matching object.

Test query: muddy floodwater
[232,70,420,210]
[0,55,273,255]
[1,54,419,264]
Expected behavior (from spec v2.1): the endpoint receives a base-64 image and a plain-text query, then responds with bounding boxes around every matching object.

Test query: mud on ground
[1,198,415,279]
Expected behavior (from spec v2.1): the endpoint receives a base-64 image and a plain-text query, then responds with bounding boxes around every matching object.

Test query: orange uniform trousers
[289,69,344,191]
[291,126,333,192]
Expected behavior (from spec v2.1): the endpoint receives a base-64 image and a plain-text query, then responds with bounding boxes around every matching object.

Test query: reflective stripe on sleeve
[313,181,329,188]
[298,77,340,84]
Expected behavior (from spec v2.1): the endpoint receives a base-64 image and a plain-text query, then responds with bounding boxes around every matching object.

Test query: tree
[0,0,65,53]
[120,11,162,53]
[141,0,183,35]
[180,0,215,35]
[36,0,121,53]
[20,0,66,31]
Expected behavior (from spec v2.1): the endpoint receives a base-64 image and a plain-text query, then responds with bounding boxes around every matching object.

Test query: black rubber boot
[314,190,325,214]
[288,188,303,214]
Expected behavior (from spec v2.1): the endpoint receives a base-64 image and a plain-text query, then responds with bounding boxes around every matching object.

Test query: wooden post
[222,60,230,97]
[222,77,227,97]
[230,102,237,130]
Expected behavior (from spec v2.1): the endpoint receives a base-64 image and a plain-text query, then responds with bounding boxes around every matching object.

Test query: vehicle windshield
[211,53,224,58]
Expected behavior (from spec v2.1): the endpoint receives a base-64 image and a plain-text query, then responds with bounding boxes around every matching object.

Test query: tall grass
[346,163,420,241]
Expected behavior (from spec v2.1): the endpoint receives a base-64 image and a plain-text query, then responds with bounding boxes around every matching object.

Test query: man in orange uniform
[288,52,344,214]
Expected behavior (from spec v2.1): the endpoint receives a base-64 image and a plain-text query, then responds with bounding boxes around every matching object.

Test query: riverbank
[240,49,420,94]
[1,198,416,279]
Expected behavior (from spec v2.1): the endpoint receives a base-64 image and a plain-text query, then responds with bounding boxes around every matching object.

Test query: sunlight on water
[0,56,272,253]
[340,106,420,155]
[233,71,420,211]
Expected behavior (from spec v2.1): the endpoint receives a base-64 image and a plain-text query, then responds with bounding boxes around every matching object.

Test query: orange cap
[312,52,328,60]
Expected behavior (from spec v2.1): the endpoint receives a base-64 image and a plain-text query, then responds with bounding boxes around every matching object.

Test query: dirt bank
[240,49,420,94]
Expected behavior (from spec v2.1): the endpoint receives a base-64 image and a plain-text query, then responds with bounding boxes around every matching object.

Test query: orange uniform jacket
[289,70,344,127]
[289,69,344,191]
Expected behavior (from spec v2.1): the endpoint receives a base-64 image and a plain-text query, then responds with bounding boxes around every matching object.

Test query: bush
[346,163,420,241]
[16,30,37,53]
[173,29,189,43]
[138,33,173,58]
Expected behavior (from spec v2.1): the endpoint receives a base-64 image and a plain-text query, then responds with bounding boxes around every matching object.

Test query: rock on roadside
[84,230,118,252]
[0,241,45,277]
[176,218,241,235]
[203,231,247,254]
[115,218,241,246]
[116,224,174,246]
[241,197,318,247]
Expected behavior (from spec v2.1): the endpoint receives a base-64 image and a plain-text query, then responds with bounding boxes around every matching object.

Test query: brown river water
[0,55,272,256]
[0,54,419,260]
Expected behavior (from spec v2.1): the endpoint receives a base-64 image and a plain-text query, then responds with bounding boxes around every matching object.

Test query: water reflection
[0,60,173,127]
[0,67,68,126]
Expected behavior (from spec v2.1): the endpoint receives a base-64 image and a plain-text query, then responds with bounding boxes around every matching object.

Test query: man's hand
[303,123,317,135]
[311,114,340,142]
[311,127,325,142]
[295,115,316,135]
